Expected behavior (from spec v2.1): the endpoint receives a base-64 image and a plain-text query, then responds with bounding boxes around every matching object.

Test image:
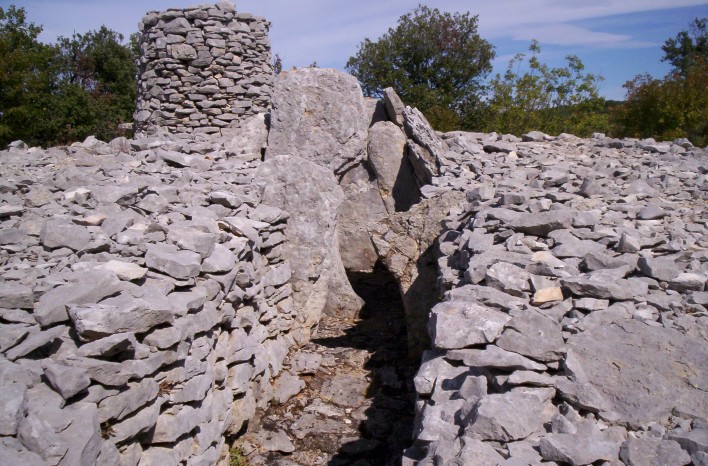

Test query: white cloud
[508,23,658,48]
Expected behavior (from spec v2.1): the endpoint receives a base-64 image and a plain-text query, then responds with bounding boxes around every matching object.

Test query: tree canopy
[611,18,707,146]
[483,41,607,137]
[661,17,707,76]
[345,5,495,131]
[0,5,137,147]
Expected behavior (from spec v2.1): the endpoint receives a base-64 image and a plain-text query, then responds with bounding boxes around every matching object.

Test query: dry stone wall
[0,132,308,466]
[399,128,708,465]
[134,1,273,136]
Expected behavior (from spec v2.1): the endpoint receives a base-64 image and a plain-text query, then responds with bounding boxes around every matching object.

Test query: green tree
[51,26,137,143]
[484,41,607,137]
[611,18,708,146]
[346,5,495,131]
[610,63,707,146]
[0,6,56,146]
[661,17,707,76]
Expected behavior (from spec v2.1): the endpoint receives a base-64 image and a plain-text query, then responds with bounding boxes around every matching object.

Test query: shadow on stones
[311,262,416,466]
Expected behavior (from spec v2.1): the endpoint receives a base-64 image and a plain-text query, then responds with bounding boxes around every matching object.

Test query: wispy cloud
[508,23,658,48]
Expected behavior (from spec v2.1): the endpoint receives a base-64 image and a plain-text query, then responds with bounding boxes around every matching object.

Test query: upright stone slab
[266,68,369,176]
[255,154,363,329]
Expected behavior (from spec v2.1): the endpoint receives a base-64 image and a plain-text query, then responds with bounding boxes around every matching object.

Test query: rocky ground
[235,267,416,465]
[401,131,708,465]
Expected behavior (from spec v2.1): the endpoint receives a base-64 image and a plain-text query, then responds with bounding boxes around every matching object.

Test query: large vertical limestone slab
[255,154,363,329]
[266,68,369,176]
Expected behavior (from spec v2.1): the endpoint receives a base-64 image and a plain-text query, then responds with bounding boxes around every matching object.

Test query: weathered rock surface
[266,68,369,176]
[404,130,708,465]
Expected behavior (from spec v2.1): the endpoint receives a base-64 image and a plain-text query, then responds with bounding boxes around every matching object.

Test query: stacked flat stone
[0,131,299,465]
[395,125,708,465]
[134,1,273,136]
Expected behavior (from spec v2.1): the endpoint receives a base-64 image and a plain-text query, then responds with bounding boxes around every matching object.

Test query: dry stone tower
[133,1,273,135]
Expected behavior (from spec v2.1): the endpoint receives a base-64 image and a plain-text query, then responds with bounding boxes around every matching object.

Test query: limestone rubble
[0,10,706,464]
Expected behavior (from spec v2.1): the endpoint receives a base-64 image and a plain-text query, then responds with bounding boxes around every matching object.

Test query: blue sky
[5,0,708,100]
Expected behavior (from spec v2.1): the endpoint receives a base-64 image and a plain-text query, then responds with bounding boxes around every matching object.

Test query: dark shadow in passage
[312,263,417,466]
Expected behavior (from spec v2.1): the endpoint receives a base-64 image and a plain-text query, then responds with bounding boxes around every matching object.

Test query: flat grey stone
[0,282,34,309]
[44,363,90,399]
[620,437,691,466]
[320,374,368,407]
[77,333,138,358]
[465,388,553,442]
[637,256,681,282]
[666,427,708,457]
[17,413,68,465]
[447,345,546,371]
[145,243,202,279]
[5,326,67,361]
[428,300,511,349]
[539,432,620,465]
[0,382,27,435]
[201,243,235,273]
[35,270,122,327]
[250,428,295,453]
[485,262,530,296]
[69,300,173,341]
[566,319,707,427]
[98,379,159,423]
[508,209,574,236]
[496,309,565,362]
[100,260,147,281]
[273,372,305,404]
[669,273,706,292]
[0,438,45,466]
[55,402,101,466]
[39,219,90,251]
[291,351,322,375]
[637,205,667,220]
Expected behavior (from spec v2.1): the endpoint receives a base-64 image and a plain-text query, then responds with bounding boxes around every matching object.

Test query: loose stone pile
[0,129,311,465]
[399,126,708,465]
[1,25,707,463]
[134,1,273,136]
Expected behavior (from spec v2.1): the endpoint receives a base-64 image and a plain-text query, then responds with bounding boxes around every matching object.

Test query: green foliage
[483,41,607,137]
[229,447,248,466]
[346,4,494,132]
[661,17,707,76]
[611,18,708,146]
[0,6,56,146]
[0,5,136,148]
[610,62,707,146]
